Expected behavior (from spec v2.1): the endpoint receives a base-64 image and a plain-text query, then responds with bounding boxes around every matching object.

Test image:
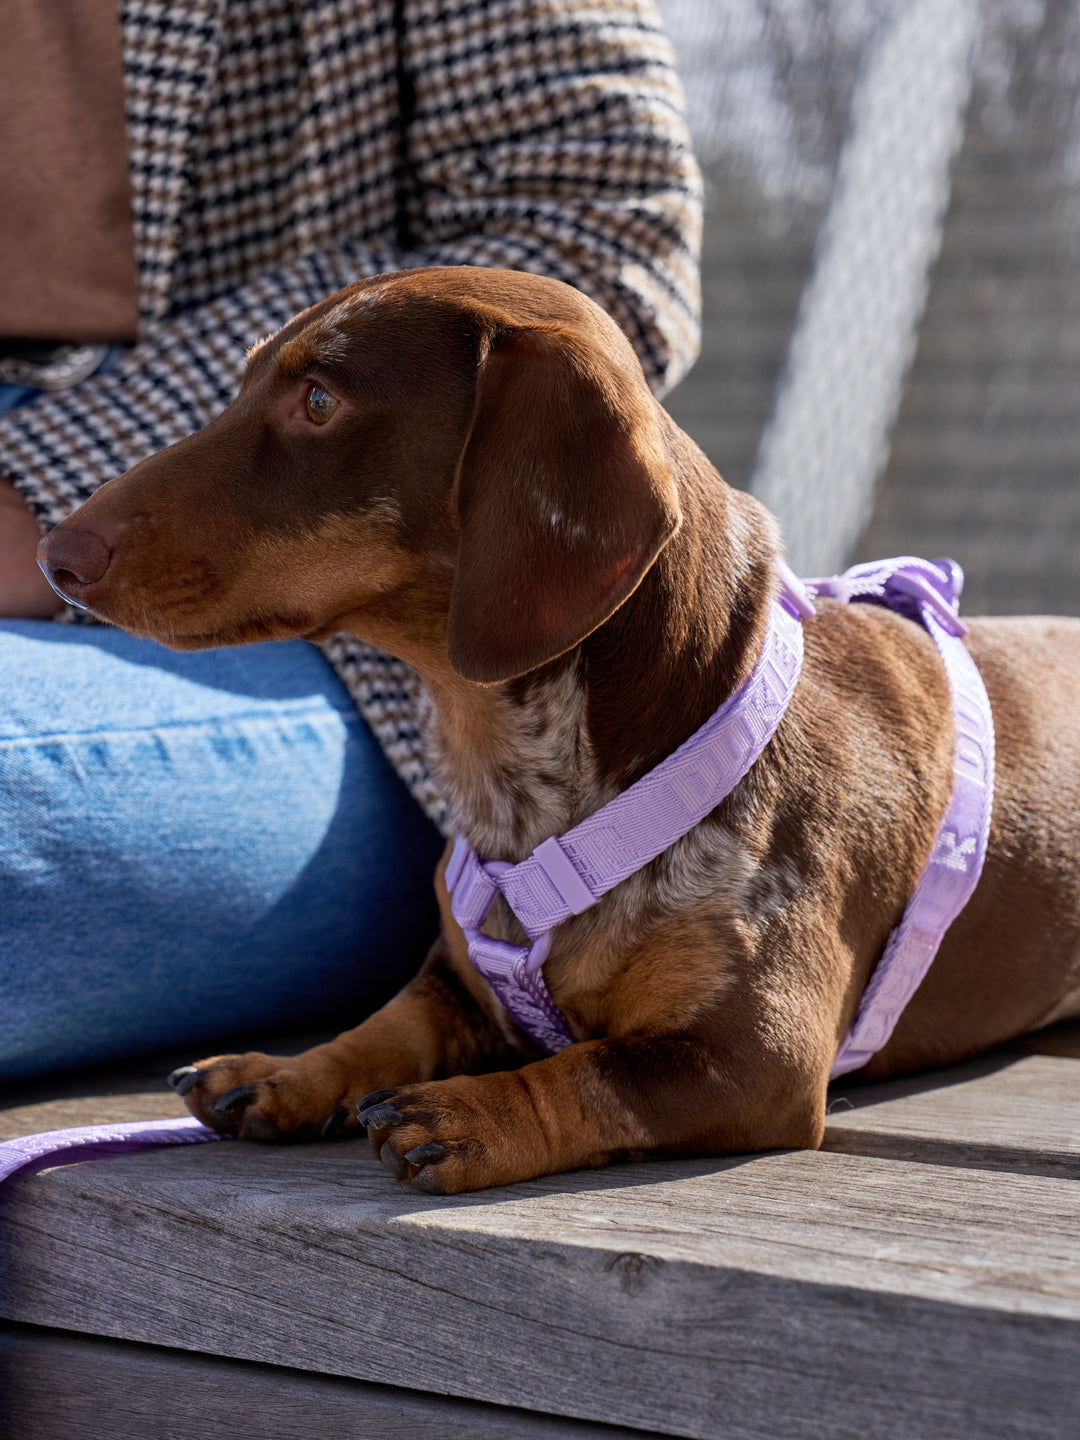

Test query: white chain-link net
[660,0,977,576]
[749,0,977,575]
[660,1,1080,613]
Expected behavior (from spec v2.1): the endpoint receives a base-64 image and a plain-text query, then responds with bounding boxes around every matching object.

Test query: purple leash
[0,1116,228,1186]
[447,557,995,1078]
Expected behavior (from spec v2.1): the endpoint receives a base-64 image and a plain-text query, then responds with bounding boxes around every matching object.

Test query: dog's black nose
[37,526,112,608]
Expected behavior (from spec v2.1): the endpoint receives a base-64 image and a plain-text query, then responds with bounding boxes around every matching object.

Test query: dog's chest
[422,664,605,859]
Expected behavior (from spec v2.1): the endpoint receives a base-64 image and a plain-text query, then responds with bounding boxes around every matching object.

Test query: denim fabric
[0,383,39,417]
[0,622,443,1079]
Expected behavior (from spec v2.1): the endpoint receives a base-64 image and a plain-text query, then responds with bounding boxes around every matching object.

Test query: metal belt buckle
[0,343,110,391]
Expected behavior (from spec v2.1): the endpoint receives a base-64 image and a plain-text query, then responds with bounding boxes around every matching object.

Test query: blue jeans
[0,622,444,1079]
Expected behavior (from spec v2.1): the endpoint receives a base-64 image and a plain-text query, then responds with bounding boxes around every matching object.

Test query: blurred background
[657,0,1080,614]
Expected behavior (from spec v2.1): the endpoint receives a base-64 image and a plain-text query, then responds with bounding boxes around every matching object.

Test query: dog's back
[886,613,1080,1063]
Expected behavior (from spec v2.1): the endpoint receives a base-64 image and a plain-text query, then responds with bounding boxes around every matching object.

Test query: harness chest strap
[446,586,807,1053]
[446,557,995,1077]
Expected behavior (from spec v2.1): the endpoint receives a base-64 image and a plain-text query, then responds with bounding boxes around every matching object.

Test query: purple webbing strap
[0,1117,226,1186]
[447,590,806,1053]
[447,556,993,1073]
[0,562,993,1186]
[819,558,995,1076]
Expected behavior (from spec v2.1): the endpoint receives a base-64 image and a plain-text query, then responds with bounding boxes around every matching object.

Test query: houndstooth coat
[0,0,702,831]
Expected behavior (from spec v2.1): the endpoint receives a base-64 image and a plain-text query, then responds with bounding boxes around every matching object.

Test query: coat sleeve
[0,0,700,526]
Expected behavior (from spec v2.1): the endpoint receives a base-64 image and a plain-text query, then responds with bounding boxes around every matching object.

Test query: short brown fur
[39,267,1080,1193]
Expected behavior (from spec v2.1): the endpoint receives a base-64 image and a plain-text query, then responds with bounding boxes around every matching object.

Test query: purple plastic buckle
[808,556,968,636]
[885,564,969,638]
[449,836,557,975]
[465,927,553,979]
[445,835,500,931]
[532,836,597,916]
[777,561,817,621]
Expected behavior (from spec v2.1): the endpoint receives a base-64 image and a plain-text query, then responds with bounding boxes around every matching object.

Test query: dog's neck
[420,456,782,862]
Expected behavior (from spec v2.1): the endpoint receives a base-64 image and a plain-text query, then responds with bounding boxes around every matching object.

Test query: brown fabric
[0,0,137,343]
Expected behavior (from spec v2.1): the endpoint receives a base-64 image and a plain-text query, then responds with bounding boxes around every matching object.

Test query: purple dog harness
[446,556,995,1078]
[0,555,994,1187]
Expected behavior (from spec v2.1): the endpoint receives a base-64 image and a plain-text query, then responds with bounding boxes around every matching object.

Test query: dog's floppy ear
[447,325,682,683]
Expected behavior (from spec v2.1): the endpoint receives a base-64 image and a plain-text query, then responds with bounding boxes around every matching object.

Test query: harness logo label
[934,830,976,872]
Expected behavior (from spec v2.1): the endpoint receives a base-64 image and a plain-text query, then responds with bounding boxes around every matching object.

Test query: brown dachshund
[38,268,1080,1194]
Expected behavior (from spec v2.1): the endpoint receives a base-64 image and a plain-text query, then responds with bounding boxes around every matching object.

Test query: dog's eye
[305,385,339,424]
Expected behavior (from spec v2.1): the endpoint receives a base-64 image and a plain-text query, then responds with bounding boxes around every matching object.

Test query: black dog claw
[357,1089,395,1111]
[320,1106,351,1139]
[357,1100,403,1130]
[167,1066,202,1096]
[404,1143,445,1167]
[214,1084,256,1114]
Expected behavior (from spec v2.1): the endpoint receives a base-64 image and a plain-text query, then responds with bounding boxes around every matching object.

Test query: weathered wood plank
[825,1053,1080,1176]
[2,1140,1078,1439]
[2,1031,1076,1436]
[0,1321,654,1440]
[0,1092,186,1141]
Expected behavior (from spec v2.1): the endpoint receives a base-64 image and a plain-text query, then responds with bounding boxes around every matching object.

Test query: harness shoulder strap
[817,559,995,1075]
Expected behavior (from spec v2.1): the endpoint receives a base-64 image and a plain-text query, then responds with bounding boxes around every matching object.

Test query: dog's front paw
[357,1073,546,1194]
[166,1051,363,1142]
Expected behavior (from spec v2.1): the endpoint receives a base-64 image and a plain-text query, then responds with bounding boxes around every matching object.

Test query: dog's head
[38,268,682,683]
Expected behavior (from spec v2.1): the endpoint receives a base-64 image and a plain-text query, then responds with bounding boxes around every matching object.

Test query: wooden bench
[2,1023,1078,1439]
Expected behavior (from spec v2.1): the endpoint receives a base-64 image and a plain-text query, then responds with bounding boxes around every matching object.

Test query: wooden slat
[2,1136,1078,1439]
[0,1321,652,1440]
[825,1053,1080,1176]
[0,1092,186,1141]
[3,1035,1078,1436]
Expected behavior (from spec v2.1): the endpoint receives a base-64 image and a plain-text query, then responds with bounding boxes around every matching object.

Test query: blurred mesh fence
[658,0,1080,614]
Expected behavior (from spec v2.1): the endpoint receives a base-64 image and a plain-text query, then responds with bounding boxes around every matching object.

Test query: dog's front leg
[359,1034,828,1194]
[168,938,521,1142]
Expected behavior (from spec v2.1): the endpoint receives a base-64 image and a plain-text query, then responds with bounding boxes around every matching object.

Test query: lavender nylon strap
[0,564,992,1187]
[820,558,995,1076]
[0,1117,226,1186]
[447,594,806,1053]
[448,556,993,1073]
